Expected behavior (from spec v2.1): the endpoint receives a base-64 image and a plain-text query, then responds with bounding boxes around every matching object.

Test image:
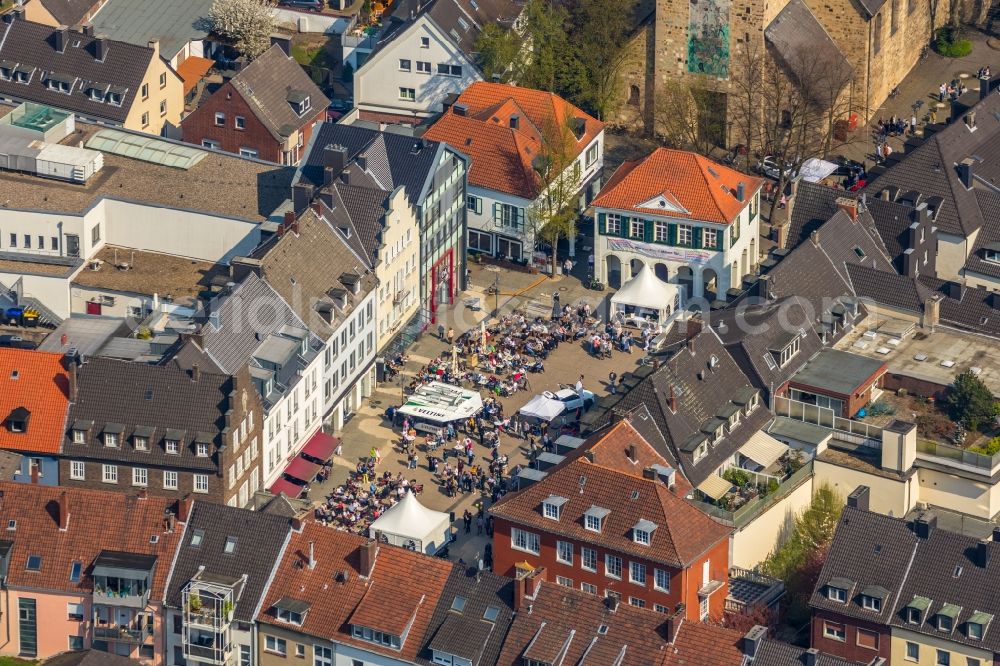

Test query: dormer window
[106,91,122,106]
[14,69,31,84]
[632,519,657,545]
[6,407,29,433]
[46,77,72,93]
[73,429,85,443]
[195,442,209,457]
[937,604,961,633]
[542,495,567,520]
[861,595,882,612]
[906,607,922,624]
[584,506,609,532]
[289,91,312,116]
[825,577,853,603]
[133,436,148,451]
[694,441,708,462]
[779,337,800,366]
[0,66,10,81]
[985,249,1000,264]
[967,612,992,640]
[165,440,179,454]
[905,596,930,624]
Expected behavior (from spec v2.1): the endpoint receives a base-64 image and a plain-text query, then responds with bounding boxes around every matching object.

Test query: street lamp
[490,274,500,319]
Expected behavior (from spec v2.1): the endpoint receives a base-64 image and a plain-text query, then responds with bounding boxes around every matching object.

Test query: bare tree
[528,114,585,275]
[652,78,727,155]
[208,0,276,60]
[728,40,856,219]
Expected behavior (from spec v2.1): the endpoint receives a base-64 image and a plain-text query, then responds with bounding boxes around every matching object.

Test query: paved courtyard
[301,255,647,565]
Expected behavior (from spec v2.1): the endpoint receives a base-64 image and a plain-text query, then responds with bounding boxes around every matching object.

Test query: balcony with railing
[689,460,814,528]
[92,605,154,647]
[182,574,239,665]
[726,567,784,614]
[92,551,155,609]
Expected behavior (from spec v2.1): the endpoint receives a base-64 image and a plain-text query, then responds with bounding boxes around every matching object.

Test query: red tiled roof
[177,56,214,96]
[661,620,746,666]
[578,420,694,496]
[491,456,730,568]
[257,523,452,661]
[592,148,764,224]
[0,482,183,596]
[423,81,604,199]
[0,349,70,454]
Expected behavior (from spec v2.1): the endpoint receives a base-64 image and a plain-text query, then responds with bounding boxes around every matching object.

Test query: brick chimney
[30,465,39,484]
[664,604,685,643]
[742,625,768,658]
[835,196,858,222]
[668,385,678,413]
[58,491,70,531]
[164,510,177,532]
[626,444,637,462]
[359,539,378,577]
[191,364,201,382]
[54,26,68,53]
[67,355,78,401]
[177,495,194,523]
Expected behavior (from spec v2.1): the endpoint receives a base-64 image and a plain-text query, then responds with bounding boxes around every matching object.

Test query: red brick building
[181,45,328,165]
[490,421,732,621]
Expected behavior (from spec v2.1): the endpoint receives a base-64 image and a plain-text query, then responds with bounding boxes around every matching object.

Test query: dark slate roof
[713,296,827,395]
[919,276,1000,337]
[43,649,140,666]
[165,501,292,622]
[415,566,515,666]
[846,263,932,312]
[32,0,97,26]
[809,506,918,624]
[255,208,377,341]
[786,181,850,248]
[765,0,852,99]
[66,357,236,471]
[609,327,771,486]
[812,210,895,284]
[0,18,156,124]
[862,90,1000,237]
[190,273,319,379]
[323,180,391,266]
[890,517,1000,653]
[227,45,329,142]
[963,189,1000,280]
[854,0,889,18]
[767,236,855,312]
[301,123,445,209]
[752,639,863,666]
[865,196,926,273]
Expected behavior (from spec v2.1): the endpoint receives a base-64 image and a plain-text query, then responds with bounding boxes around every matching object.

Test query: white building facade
[592,148,763,301]
[353,16,480,119]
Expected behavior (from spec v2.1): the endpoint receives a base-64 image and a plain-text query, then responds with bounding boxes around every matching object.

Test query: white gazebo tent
[397,381,484,424]
[519,394,566,423]
[369,491,451,555]
[610,264,681,326]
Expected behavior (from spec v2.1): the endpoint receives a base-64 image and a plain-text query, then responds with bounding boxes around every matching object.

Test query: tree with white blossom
[207,0,276,60]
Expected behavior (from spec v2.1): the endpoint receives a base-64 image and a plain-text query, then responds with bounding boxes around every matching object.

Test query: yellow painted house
[0,14,182,137]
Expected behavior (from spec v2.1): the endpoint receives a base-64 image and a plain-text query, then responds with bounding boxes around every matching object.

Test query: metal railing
[916,439,1000,472]
[689,461,813,528]
[774,396,882,446]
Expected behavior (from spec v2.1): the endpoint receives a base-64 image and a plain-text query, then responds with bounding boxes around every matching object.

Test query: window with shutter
[644,219,653,243]
[667,224,677,246]
[598,213,606,235]
[693,227,703,249]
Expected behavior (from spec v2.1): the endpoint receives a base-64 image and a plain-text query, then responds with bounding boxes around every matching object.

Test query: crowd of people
[314,458,423,533]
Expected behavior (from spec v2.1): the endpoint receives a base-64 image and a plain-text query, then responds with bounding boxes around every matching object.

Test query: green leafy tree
[474,23,521,82]
[571,0,636,119]
[947,370,999,432]
[762,484,843,625]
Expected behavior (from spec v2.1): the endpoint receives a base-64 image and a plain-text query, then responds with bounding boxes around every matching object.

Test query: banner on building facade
[606,238,715,265]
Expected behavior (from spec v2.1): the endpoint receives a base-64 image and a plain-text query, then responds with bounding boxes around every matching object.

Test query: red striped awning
[301,431,339,461]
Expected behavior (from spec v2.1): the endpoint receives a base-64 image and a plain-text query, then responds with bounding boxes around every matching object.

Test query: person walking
[476,515,484,536]
[447,327,455,346]
[609,370,618,394]
[463,510,472,534]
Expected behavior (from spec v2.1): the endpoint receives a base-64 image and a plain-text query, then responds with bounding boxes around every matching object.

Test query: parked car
[755,156,797,180]
[278,0,324,11]
[548,386,596,413]
[0,335,36,349]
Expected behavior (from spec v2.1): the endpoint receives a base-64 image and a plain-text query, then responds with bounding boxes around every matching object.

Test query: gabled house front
[424,82,604,265]
[181,45,329,165]
[592,148,763,301]
[352,0,523,122]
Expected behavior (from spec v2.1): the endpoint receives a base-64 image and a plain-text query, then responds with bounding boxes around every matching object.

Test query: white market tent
[610,264,681,325]
[397,381,484,424]
[519,394,566,422]
[799,158,839,183]
[369,491,451,555]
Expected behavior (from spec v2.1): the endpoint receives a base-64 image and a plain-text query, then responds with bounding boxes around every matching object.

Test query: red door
[86,301,102,315]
